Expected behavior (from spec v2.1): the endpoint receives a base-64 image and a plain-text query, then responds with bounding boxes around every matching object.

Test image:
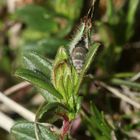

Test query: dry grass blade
[130,72,140,81]
[100,82,140,109]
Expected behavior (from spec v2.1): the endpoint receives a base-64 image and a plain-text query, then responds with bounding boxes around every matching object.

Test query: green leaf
[23,52,52,78]
[15,68,62,99]
[22,39,68,57]
[38,39,68,55]
[106,0,115,23]
[91,105,112,138]
[127,0,139,24]
[16,4,58,32]
[75,43,100,94]
[113,72,136,78]
[39,89,57,102]
[11,122,59,140]
[110,78,140,90]
[52,47,70,100]
[84,103,112,140]
[82,43,100,74]
[36,102,68,123]
[52,47,79,106]
[47,0,83,20]
[126,0,139,39]
[53,47,69,66]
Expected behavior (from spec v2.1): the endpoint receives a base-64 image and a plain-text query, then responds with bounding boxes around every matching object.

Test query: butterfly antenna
[87,0,96,19]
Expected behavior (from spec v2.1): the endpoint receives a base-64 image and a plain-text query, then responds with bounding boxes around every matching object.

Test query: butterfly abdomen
[71,37,88,73]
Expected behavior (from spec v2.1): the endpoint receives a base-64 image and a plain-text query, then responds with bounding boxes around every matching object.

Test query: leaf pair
[15,52,63,100]
[52,47,79,106]
[11,122,59,140]
[36,102,68,123]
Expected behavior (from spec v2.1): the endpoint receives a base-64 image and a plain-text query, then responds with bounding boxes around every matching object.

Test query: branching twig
[100,82,140,109]
[0,91,35,121]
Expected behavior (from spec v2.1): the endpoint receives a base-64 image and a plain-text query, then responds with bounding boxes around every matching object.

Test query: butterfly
[69,0,96,73]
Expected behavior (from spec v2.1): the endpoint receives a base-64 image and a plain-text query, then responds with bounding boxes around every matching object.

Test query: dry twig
[0,111,15,132]
[4,81,31,96]
[100,82,140,109]
[0,91,35,121]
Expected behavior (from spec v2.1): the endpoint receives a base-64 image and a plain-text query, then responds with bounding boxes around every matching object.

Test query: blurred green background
[0,0,140,139]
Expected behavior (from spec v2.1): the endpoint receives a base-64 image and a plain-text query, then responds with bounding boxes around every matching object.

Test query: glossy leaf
[82,43,100,74]
[52,47,79,105]
[36,102,68,123]
[23,52,52,78]
[15,68,62,99]
[39,89,57,102]
[53,47,68,66]
[11,122,59,140]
